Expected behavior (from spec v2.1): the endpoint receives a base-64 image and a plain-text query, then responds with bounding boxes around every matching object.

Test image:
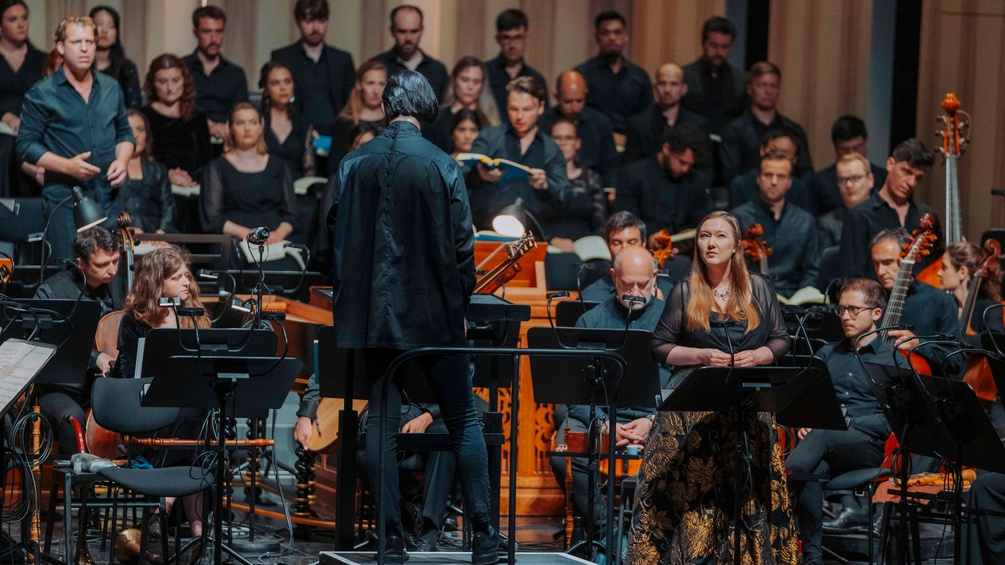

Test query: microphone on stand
[246,226,270,246]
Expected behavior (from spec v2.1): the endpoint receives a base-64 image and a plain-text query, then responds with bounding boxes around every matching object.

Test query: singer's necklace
[712,287,730,301]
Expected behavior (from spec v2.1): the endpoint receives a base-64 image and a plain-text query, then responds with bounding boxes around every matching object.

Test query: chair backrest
[91,377,179,434]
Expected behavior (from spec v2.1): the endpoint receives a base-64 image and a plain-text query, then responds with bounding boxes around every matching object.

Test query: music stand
[145,354,301,565]
[555,300,601,328]
[864,361,1005,565]
[0,299,101,385]
[527,327,659,565]
[660,365,844,565]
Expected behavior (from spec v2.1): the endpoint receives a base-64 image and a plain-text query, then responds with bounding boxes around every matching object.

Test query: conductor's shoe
[381,535,408,564]
[471,528,500,565]
[822,507,869,534]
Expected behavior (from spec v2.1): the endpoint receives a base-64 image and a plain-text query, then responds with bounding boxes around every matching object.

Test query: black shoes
[471,528,501,565]
[412,529,438,552]
[822,506,870,534]
[380,534,408,564]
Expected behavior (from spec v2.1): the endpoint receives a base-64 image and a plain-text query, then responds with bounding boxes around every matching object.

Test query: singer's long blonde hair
[686,211,760,334]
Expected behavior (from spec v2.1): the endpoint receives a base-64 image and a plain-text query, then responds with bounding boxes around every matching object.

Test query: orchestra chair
[49,377,214,565]
[820,433,899,565]
[817,246,842,293]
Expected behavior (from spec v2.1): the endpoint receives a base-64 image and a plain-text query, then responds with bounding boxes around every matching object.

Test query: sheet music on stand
[0,339,57,414]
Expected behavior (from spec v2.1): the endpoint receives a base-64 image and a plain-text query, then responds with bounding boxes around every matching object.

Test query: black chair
[817,245,843,292]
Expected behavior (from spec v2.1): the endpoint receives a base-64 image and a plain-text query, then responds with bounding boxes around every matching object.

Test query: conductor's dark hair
[496,8,528,32]
[594,10,625,30]
[382,70,439,124]
[75,227,121,262]
[294,0,328,22]
[831,115,868,143]
[701,16,736,42]
[663,122,711,163]
[890,138,935,170]
[604,211,647,244]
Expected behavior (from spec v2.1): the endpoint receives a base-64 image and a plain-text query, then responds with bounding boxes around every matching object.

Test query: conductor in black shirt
[328,70,498,564]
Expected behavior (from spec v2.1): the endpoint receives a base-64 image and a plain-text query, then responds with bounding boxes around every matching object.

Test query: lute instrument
[473,233,536,294]
[880,213,937,373]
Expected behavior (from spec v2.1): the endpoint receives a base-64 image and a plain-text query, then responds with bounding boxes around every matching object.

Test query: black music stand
[0,299,101,385]
[527,327,660,565]
[864,361,1005,564]
[660,365,844,565]
[145,354,301,565]
[555,300,601,328]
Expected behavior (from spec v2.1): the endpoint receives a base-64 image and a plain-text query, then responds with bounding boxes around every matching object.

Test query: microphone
[158,297,181,308]
[197,269,218,280]
[780,304,808,317]
[621,294,645,305]
[710,320,737,367]
[247,226,270,246]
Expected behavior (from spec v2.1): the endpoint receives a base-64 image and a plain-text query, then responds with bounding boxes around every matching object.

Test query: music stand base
[320,551,596,564]
[229,538,282,554]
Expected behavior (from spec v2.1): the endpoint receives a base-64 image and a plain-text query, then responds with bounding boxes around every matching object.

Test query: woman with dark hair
[939,241,1005,348]
[141,53,212,190]
[541,117,606,249]
[111,108,176,233]
[114,245,211,542]
[0,0,45,197]
[624,211,797,564]
[200,103,297,267]
[332,60,386,163]
[423,56,497,153]
[259,59,315,176]
[449,108,481,162]
[89,5,142,107]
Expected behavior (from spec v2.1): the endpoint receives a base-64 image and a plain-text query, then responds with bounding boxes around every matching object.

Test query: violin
[741,223,771,276]
[473,233,536,294]
[961,239,1002,405]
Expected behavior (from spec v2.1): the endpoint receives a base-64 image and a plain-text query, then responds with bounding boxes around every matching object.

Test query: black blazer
[270,43,355,126]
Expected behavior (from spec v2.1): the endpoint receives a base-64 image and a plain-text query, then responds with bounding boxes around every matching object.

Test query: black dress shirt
[184,52,249,123]
[140,106,213,176]
[614,156,713,236]
[838,191,943,278]
[467,124,568,233]
[720,108,814,183]
[899,281,965,378]
[816,336,906,439]
[623,105,711,163]
[538,106,620,187]
[681,58,748,134]
[486,55,546,125]
[0,41,45,117]
[17,66,134,195]
[270,42,355,136]
[732,198,819,297]
[574,55,653,134]
[807,161,887,216]
[570,296,670,423]
[372,49,449,102]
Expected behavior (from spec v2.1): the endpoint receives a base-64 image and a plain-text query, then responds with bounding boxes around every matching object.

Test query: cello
[880,213,937,373]
[741,223,771,276]
[917,93,971,287]
[959,239,1002,406]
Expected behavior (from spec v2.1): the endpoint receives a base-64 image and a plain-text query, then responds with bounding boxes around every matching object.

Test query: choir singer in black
[327,70,498,565]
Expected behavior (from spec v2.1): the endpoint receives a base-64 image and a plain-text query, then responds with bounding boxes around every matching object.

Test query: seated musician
[112,245,211,541]
[579,212,672,301]
[294,377,476,553]
[550,246,668,542]
[785,278,908,564]
[870,228,965,377]
[35,227,125,457]
[732,150,818,298]
[966,472,1005,564]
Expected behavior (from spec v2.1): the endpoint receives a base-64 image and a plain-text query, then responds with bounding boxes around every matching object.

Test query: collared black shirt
[681,57,748,134]
[17,66,134,194]
[571,297,670,423]
[623,105,711,163]
[574,55,653,133]
[728,167,811,211]
[486,54,546,126]
[816,336,906,439]
[732,198,819,297]
[467,124,568,233]
[270,42,355,135]
[614,155,713,236]
[720,108,814,183]
[899,281,965,377]
[807,161,887,216]
[184,51,249,123]
[838,191,943,278]
[538,105,620,187]
[372,49,449,102]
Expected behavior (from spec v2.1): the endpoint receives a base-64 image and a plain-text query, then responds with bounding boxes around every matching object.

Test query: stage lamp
[72,187,107,232]
[491,198,545,240]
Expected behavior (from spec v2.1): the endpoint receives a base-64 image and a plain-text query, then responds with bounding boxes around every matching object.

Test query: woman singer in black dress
[624,210,798,564]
